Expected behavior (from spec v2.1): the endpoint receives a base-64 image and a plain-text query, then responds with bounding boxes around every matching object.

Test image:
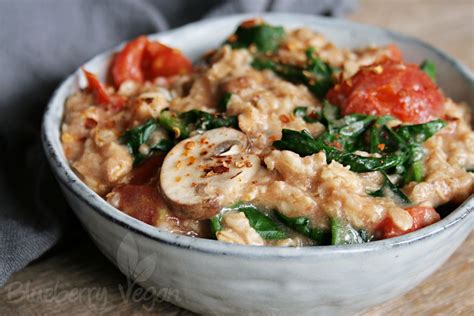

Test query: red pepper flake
[227,34,238,43]
[143,97,154,104]
[84,117,98,129]
[308,111,319,120]
[329,141,342,149]
[377,143,386,151]
[187,156,196,166]
[202,164,230,177]
[279,114,290,123]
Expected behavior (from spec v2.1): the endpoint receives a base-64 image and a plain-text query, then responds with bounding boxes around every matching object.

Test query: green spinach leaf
[273,129,408,172]
[159,109,238,139]
[251,47,335,99]
[293,106,320,123]
[330,217,366,245]
[218,92,233,112]
[120,120,173,165]
[211,203,287,240]
[275,212,330,244]
[369,172,411,205]
[227,23,285,53]
[420,60,436,82]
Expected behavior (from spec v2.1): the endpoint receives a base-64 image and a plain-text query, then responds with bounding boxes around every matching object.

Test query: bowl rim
[42,12,474,258]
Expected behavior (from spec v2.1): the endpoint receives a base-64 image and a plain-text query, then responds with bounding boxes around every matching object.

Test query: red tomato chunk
[327,60,445,123]
[377,206,441,239]
[111,36,192,88]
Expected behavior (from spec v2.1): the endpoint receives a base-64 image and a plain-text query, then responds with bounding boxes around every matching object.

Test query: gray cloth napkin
[0,0,356,286]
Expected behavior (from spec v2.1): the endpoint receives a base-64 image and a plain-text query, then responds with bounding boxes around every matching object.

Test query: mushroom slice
[160,128,260,219]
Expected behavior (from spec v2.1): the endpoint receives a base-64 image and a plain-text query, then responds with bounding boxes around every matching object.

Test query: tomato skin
[386,43,403,62]
[327,60,445,123]
[111,36,148,88]
[83,68,111,105]
[143,41,192,79]
[111,36,192,88]
[111,184,163,225]
[83,68,126,109]
[377,206,440,239]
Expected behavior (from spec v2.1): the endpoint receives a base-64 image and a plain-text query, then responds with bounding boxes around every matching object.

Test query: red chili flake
[308,111,319,120]
[84,117,98,129]
[202,164,230,177]
[279,114,290,123]
[329,141,342,149]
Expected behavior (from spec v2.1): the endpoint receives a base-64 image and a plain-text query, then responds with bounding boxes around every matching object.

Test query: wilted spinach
[211,203,287,240]
[420,60,436,82]
[252,47,336,99]
[275,212,330,244]
[226,23,285,53]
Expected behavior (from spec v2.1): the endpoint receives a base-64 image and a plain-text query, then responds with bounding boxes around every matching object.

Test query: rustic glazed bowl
[42,13,474,315]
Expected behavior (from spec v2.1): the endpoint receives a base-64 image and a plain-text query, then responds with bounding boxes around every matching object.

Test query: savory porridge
[61,19,473,246]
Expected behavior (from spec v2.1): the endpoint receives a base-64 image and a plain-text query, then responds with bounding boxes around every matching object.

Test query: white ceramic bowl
[42,13,474,315]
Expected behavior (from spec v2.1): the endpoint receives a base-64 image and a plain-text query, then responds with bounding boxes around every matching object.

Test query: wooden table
[1,1,473,315]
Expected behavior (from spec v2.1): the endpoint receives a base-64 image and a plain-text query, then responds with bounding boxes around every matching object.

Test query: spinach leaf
[395,119,446,143]
[120,120,173,165]
[228,23,285,53]
[122,108,239,165]
[251,47,335,99]
[159,109,238,139]
[158,110,190,139]
[369,116,395,154]
[252,57,305,81]
[405,160,424,183]
[394,119,446,182]
[293,106,320,123]
[240,205,287,240]
[326,114,376,152]
[369,172,411,205]
[210,214,223,236]
[330,217,366,245]
[305,47,336,98]
[212,203,287,240]
[273,129,408,172]
[468,168,474,173]
[359,229,374,242]
[420,60,436,82]
[322,99,341,123]
[275,212,330,244]
[218,92,233,112]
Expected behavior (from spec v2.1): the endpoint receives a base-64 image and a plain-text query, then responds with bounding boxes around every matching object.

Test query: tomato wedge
[111,36,192,88]
[377,206,440,239]
[327,60,445,123]
[83,68,111,105]
[111,36,148,88]
[143,41,192,79]
[82,68,126,109]
[111,184,164,225]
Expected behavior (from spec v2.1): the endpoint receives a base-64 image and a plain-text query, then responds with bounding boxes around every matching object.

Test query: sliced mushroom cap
[160,128,260,220]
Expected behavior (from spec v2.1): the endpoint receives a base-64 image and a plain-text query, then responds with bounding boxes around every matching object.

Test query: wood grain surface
[1,0,473,315]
